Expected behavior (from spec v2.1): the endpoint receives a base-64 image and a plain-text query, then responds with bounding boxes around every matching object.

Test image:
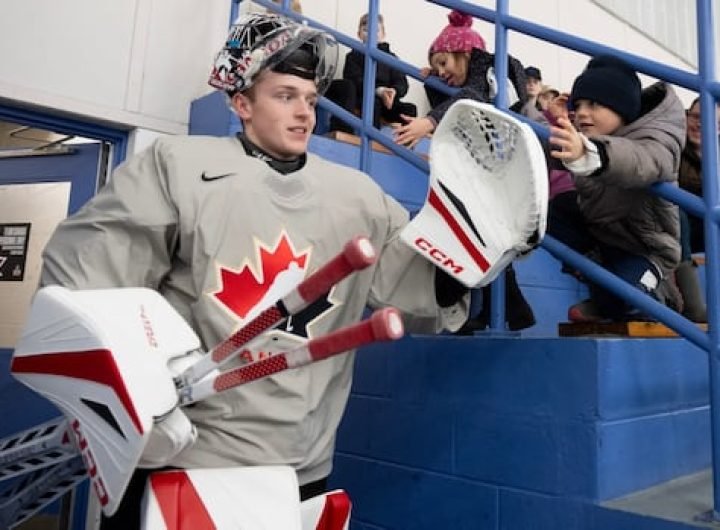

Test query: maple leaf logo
[212,233,310,321]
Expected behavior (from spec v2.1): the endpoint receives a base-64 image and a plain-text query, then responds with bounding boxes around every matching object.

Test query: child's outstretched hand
[393,116,434,148]
[546,92,571,122]
[419,66,436,79]
[549,116,585,163]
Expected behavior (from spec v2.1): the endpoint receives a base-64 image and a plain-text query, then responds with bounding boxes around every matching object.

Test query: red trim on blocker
[315,491,352,530]
[427,188,490,272]
[11,349,144,435]
[150,471,216,530]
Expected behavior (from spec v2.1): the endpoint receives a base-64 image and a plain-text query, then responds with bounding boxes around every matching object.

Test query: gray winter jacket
[575,82,685,274]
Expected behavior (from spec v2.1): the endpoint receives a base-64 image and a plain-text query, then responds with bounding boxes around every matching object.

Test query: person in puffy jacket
[547,54,685,322]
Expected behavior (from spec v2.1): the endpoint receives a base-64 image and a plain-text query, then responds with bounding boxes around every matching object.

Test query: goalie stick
[178,307,404,404]
[177,235,377,387]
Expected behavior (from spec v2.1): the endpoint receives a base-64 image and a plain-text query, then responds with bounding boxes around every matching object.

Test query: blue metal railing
[256,0,720,516]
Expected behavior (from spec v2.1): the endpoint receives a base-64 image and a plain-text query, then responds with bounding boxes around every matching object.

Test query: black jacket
[343,42,409,101]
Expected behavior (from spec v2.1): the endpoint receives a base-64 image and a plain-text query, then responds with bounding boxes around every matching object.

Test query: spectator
[342,13,417,128]
[401,11,533,333]
[521,65,547,123]
[398,9,528,148]
[675,96,716,322]
[542,88,577,203]
[546,54,684,322]
[322,78,358,134]
[538,85,560,111]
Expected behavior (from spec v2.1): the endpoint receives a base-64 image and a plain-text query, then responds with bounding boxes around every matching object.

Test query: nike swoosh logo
[201,171,235,181]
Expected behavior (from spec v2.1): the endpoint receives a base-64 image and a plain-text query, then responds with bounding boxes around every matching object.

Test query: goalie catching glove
[401,100,548,288]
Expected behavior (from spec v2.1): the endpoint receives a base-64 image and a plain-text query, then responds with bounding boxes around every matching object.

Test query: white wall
[0,0,230,134]
[0,0,703,137]
[299,0,699,114]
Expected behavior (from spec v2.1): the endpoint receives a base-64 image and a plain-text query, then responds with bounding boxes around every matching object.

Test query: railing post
[359,0,381,173]
[488,0,510,333]
[695,0,720,521]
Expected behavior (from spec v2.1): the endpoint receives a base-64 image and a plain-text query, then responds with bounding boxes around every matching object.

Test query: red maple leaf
[214,235,308,319]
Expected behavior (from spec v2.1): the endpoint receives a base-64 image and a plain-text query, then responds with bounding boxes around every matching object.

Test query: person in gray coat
[546,54,684,322]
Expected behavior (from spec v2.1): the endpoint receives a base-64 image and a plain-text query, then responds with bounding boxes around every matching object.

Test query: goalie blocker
[401,100,548,288]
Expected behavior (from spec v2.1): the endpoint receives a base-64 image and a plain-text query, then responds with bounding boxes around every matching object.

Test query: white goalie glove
[401,100,548,287]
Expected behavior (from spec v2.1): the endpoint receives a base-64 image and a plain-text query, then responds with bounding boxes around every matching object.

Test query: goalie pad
[11,286,201,516]
[142,467,351,530]
[142,467,302,530]
[401,100,548,287]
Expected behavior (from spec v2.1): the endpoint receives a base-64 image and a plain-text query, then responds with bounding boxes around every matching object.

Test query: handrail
[695,0,720,520]
[258,0,720,515]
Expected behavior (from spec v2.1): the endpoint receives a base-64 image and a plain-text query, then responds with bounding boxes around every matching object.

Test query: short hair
[359,13,384,28]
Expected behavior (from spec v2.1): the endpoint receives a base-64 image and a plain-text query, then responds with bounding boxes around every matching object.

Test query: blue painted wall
[330,336,710,529]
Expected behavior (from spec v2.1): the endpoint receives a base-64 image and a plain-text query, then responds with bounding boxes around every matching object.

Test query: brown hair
[270,0,302,14]
[359,13,384,28]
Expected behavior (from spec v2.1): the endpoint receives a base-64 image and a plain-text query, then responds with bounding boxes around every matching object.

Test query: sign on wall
[0,183,70,348]
[0,223,31,281]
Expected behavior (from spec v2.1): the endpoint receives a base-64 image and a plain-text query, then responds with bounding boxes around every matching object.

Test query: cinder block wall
[329,334,710,529]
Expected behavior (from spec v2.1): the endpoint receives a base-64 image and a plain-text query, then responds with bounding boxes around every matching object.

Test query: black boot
[505,266,536,331]
[455,286,490,335]
[455,267,535,334]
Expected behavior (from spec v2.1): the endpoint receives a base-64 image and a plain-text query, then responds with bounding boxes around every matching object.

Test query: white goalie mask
[208,13,338,95]
[401,100,549,288]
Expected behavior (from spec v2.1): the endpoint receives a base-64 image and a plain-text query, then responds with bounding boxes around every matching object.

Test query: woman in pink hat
[393,9,528,147]
[395,10,535,334]
[395,11,535,334]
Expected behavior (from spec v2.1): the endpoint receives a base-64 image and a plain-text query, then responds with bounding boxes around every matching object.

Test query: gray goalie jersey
[40,135,465,485]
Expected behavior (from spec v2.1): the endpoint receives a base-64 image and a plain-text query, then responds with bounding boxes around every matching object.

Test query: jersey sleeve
[40,139,179,290]
[367,194,469,332]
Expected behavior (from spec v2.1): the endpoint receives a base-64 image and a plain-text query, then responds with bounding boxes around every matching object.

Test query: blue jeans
[548,190,661,319]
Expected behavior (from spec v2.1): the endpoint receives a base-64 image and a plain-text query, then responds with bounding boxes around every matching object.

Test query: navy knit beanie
[569,54,641,124]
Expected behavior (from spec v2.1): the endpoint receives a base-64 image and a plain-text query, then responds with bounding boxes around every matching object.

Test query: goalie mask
[400,100,548,288]
[208,13,338,95]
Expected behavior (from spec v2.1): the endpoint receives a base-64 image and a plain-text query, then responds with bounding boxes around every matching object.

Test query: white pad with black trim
[401,100,548,287]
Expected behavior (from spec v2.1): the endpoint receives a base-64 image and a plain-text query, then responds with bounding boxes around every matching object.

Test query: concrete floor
[603,469,720,528]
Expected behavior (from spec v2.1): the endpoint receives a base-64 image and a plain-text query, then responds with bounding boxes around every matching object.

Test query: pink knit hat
[429,10,486,57]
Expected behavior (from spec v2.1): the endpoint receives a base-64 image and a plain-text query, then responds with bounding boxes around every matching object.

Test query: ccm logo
[71,419,110,506]
[414,238,464,274]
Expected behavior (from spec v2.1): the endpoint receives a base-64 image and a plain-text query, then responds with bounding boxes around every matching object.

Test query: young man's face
[430,52,469,87]
[526,77,542,97]
[358,20,385,43]
[572,99,624,136]
[231,71,317,160]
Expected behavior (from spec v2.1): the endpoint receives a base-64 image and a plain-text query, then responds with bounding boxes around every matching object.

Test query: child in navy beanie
[545,53,686,323]
[569,54,641,124]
